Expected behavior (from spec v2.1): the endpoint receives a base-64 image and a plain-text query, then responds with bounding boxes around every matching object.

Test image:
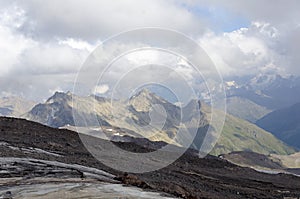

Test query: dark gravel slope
[1,117,300,199]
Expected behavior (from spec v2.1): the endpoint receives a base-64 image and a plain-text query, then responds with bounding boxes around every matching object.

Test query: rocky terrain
[1,117,300,199]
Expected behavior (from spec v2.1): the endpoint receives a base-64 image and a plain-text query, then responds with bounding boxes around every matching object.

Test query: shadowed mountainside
[256,102,300,149]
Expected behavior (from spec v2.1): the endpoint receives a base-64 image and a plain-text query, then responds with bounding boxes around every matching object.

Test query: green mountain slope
[211,113,295,155]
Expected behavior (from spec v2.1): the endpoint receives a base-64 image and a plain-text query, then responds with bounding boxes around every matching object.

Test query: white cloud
[0,3,26,29]
[1,0,300,101]
[16,0,206,41]
[0,3,95,77]
[58,38,98,51]
[198,22,287,77]
[15,41,89,75]
[94,84,109,95]
[126,50,160,66]
[0,23,34,76]
[0,5,94,100]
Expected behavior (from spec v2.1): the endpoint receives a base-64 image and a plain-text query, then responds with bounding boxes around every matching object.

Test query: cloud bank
[0,0,299,100]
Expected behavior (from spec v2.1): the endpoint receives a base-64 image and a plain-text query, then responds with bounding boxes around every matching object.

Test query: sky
[0,0,300,101]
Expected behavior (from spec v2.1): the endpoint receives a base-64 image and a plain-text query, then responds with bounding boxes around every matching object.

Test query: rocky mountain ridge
[24,90,295,156]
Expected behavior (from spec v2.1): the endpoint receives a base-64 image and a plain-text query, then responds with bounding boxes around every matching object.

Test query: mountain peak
[130,89,157,102]
[46,91,72,104]
[134,88,152,97]
[129,89,168,112]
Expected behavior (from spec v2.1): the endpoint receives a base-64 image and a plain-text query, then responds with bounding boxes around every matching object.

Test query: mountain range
[2,73,299,157]
[226,74,300,109]
[220,74,300,122]
[24,90,295,156]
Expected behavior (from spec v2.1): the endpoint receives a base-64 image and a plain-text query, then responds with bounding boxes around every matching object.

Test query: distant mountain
[256,102,300,149]
[0,96,36,117]
[225,74,300,110]
[25,90,295,156]
[26,91,111,128]
[218,96,271,122]
[25,90,185,144]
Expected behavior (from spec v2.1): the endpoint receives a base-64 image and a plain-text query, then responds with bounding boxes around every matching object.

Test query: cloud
[1,0,300,101]
[0,22,34,76]
[0,2,97,77]
[0,3,100,100]
[0,24,90,101]
[281,26,300,74]
[16,0,206,41]
[14,41,89,75]
[184,0,300,76]
[58,38,97,51]
[198,22,289,77]
[94,84,109,95]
